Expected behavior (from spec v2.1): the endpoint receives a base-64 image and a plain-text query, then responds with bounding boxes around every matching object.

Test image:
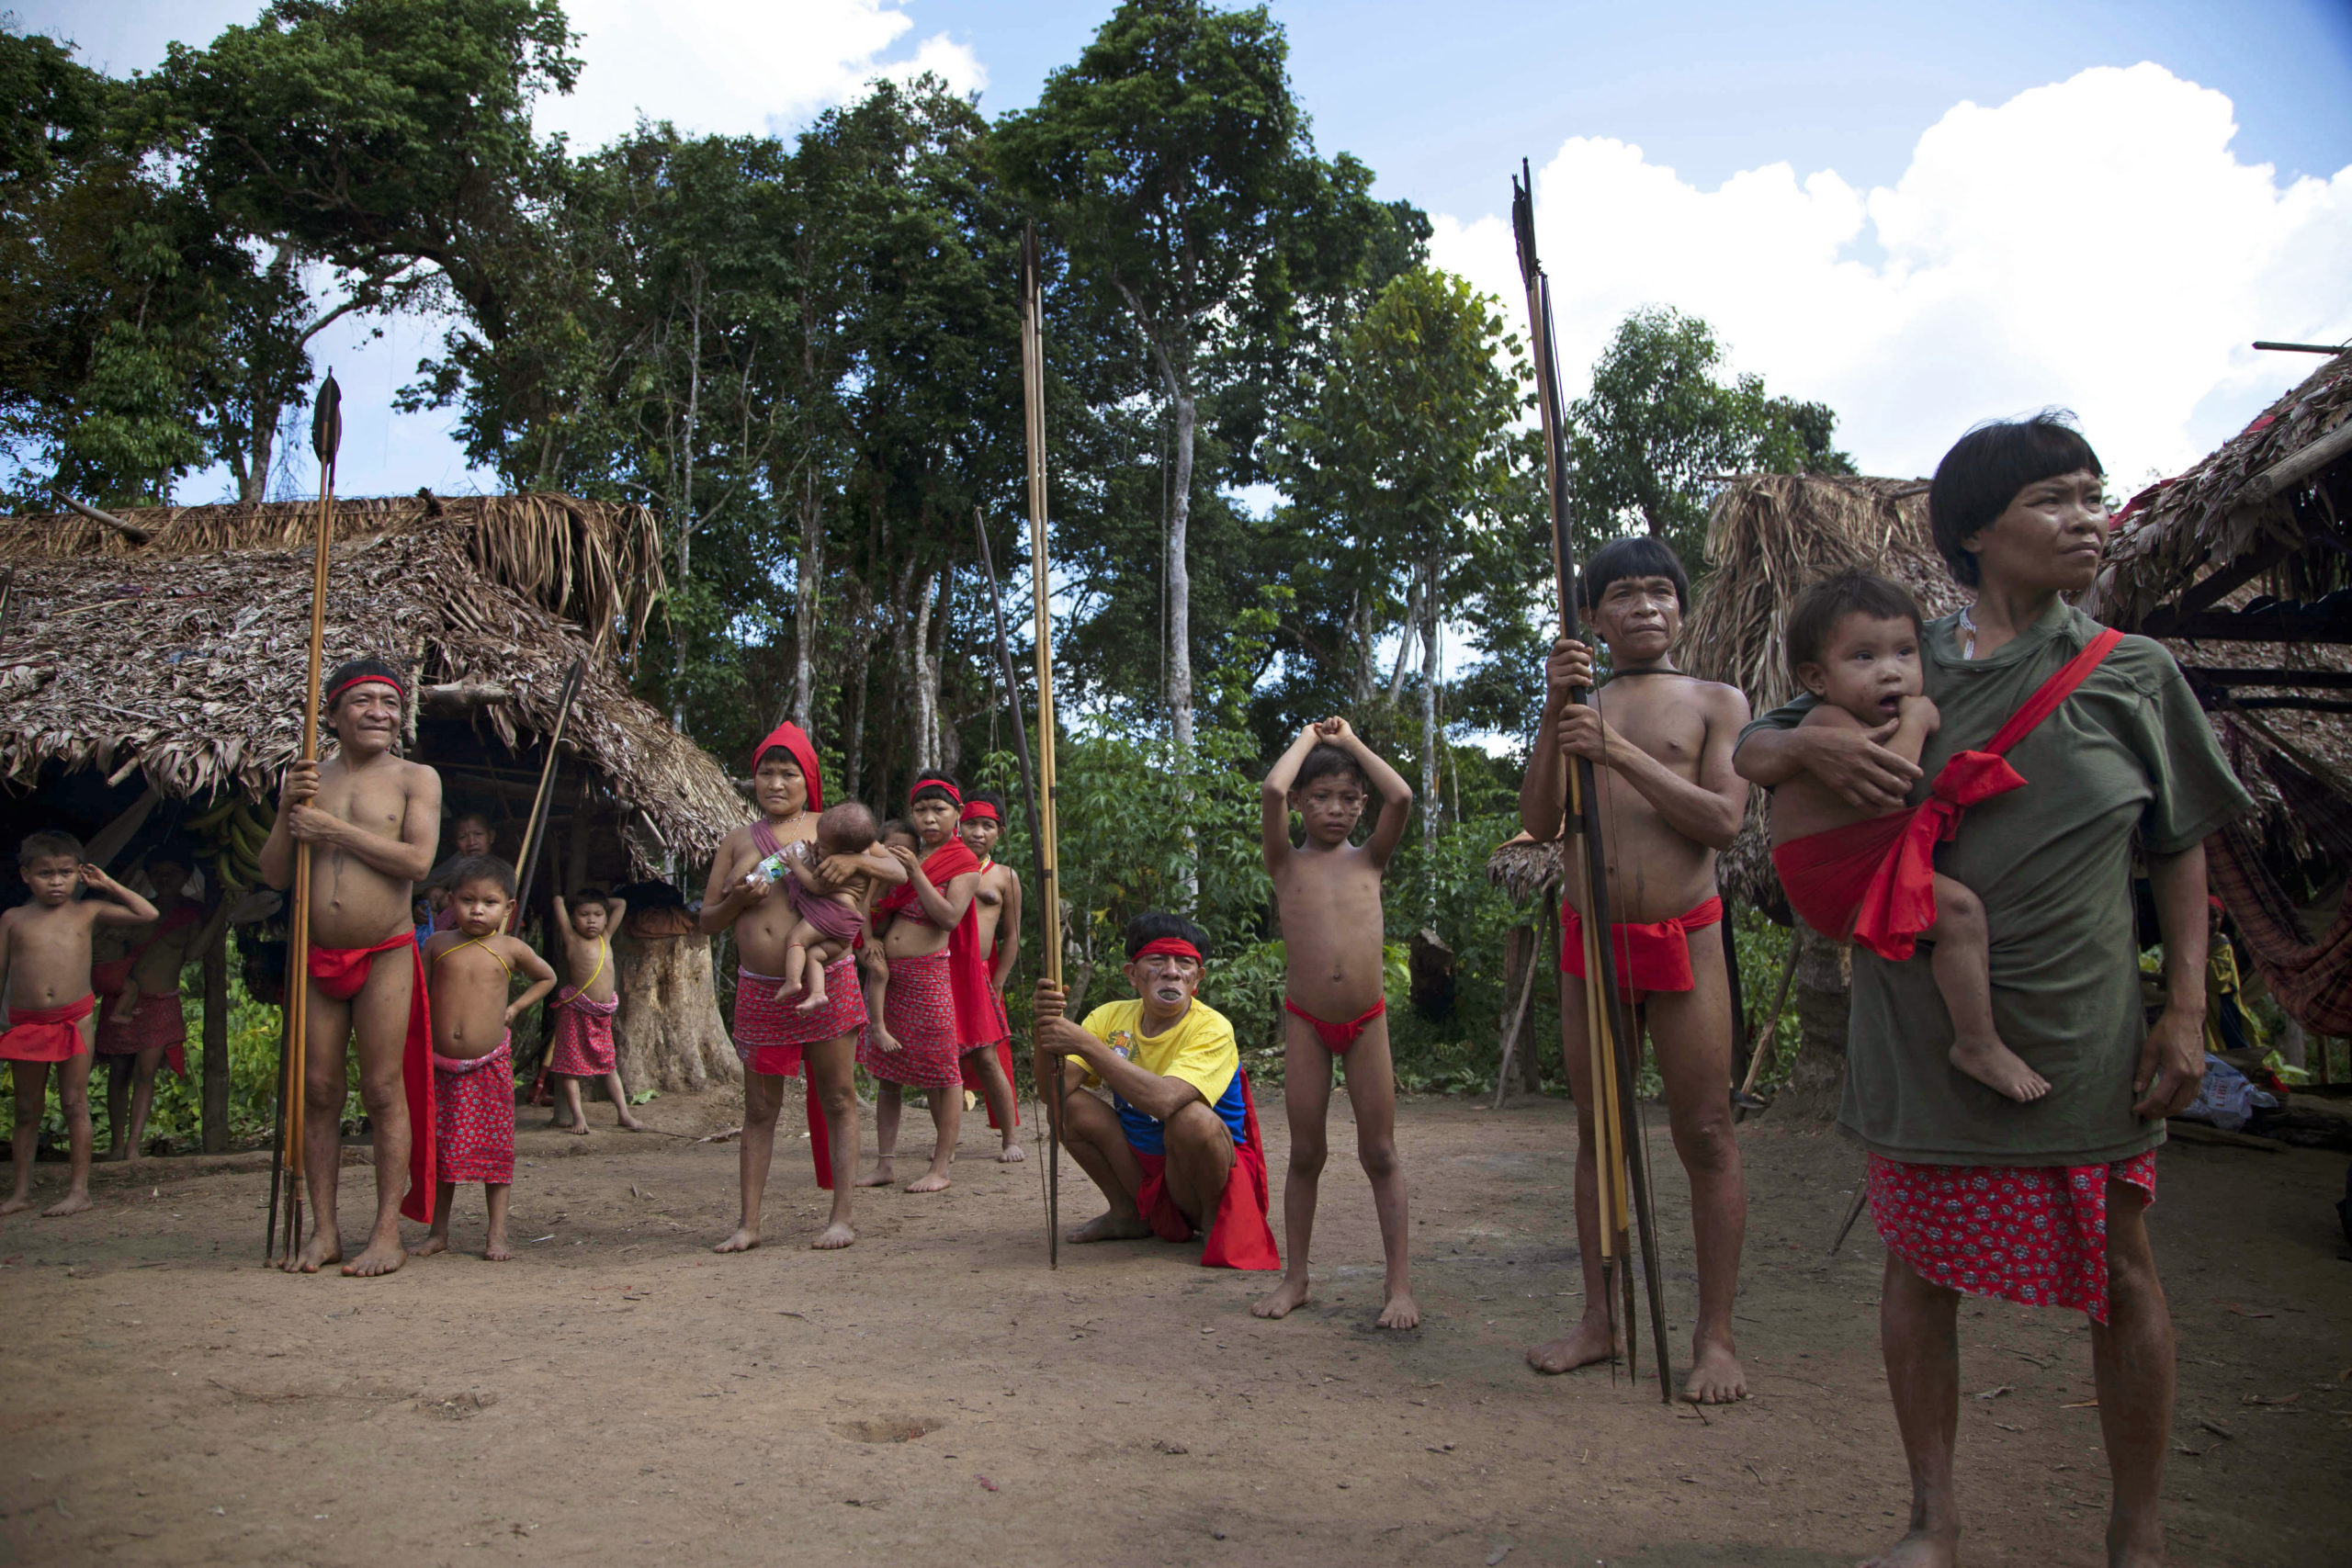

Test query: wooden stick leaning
[515,657,588,1103]
[973,506,1058,1247]
[1512,167,1674,1400]
[276,374,342,1266]
[1020,222,1067,1269]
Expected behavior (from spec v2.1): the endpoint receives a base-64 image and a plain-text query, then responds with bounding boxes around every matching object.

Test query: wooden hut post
[201,923,230,1154]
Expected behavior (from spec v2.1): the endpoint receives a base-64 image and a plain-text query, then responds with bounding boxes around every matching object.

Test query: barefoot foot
[0,1194,30,1216]
[1066,1211,1154,1244]
[1948,1035,2051,1102]
[408,1234,449,1258]
[713,1225,761,1255]
[795,986,830,1014]
[905,1170,951,1193]
[854,1162,896,1189]
[1682,1337,1748,1404]
[1859,1524,1958,1568]
[996,1142,1025,1163]
[568,1120,592,1137]
[1375,1287,1421,1330]
[810,1221,855,1250]
[1252,1274,1311,1319]
[288,1230,343,1274]
[41,1190,91,1218]
[616,1112,645,1131]
[1528,1312,1619,1374]
[342,1236,407,1277]
[482,1237,513,1262]
[104,1145,132,1162]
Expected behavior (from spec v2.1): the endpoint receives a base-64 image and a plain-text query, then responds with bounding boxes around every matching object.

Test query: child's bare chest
[1276,853,1380,913]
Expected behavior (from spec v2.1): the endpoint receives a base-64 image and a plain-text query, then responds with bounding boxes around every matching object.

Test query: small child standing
[772,803,899,1012]
[1251,718,1419,1329]
[0,831,157,1216]
[416,857,554,1259]
[1770,571,2048,1102]
[546,888,643,1135]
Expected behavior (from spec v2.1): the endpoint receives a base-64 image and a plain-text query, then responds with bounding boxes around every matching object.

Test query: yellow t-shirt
[1077,998,1246,1148]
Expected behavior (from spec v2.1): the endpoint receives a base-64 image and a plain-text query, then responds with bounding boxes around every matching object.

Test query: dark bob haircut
[1928,411,2103,588]
[1124,910,1210,961]
[909,770,962,808]
[1786,571,1926,680]
[1578,534,1689,613]
[445,854,517,898]
[1294,743,1369,795]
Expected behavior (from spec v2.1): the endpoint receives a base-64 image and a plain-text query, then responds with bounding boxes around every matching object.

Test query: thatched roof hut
[0,493,738,877]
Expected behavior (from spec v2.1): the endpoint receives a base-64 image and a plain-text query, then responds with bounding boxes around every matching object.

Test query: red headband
[1133,937,1203,964]
[959,800,1000,824]
[913,780,964,807]
[325,672,405,707]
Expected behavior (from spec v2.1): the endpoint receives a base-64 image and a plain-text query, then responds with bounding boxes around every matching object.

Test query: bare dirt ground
[3,1086,2346,1567]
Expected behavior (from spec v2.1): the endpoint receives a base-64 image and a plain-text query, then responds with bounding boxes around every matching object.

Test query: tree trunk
[1387,575,1422,708]
[845,619,872,803]
[1166,384,1196,752]
[933,568,958,774]
[911,567,941,773]
[1780,927,1851,1120]
[1420,554,1441,917]
[1348,589,1376,709]
[613,930,740,1094]
[794,467,820,730]
[201,924,229,1154]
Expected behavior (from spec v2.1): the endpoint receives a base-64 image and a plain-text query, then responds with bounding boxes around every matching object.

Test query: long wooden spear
[1020,221,1067,1268]
[1512,165,1673,1401]
[973,506,1057,1248]
[515,656,588,1101]
[276,372,341,1266]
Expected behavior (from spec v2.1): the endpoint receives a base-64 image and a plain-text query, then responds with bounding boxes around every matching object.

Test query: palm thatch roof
[0,506,735,873]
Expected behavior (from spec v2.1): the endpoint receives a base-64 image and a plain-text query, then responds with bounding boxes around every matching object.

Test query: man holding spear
[260,659,442,1275]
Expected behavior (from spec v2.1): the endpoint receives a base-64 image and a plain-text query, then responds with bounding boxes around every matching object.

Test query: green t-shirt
[1740,604,2250,1166]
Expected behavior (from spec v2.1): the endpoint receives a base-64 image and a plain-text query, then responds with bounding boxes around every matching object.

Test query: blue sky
[25,0,2352,502]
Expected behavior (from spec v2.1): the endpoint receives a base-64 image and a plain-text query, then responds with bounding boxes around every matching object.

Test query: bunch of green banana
[185,794,276,894]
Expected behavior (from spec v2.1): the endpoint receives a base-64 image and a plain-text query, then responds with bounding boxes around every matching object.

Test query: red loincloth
[957,986,1018,1130]
[0,993,95,1062]
[1130,1071,1282,1271]
[734,958,865,1190]
[1283,995,1385,1054]
[308,932,436,1223]
[1560,895,1724,1003]
[1868,1149,2156,1323]
[861,951,963,1089]
[95,993,188,1077]
[433,1032,515,1186]
[547,993,618,1076]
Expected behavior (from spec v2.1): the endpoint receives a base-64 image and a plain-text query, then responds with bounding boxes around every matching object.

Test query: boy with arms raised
[259,658,443,1276]
[1520,536,1754,1404]
[0,832,156,1215]
[955,793,1024,1161]
[1252,718,1419,1328]
[546,887,644,1134]
[416,857,555,1260]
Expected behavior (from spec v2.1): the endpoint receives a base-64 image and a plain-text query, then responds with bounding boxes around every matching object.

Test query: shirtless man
[956,794,1024,1161]
[1518,536,1753,1404]
[702,722,890,1251]
[259,658,443,1276]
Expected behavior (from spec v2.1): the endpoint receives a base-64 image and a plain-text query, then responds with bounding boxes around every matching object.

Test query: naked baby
[771,802,896,1013]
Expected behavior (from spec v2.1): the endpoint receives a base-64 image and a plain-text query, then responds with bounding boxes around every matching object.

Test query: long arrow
[1020,221,1068,1268]
[517,657,588,1101]
[1512,164,1673,1401]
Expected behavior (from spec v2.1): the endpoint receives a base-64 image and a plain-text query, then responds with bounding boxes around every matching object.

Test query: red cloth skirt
[1868,1150,2157,1324]
[308,933,436,1224]
[1560,895,1724,1001]
[0,993,95,1062]
[1130,1072,1281,1271]
[96,993,187,1077]
[548,994,618,1076]
[862,952,963,1089]
[434,1034,515,1186]
[734,958,865,1190]
[957,988,1018,1129]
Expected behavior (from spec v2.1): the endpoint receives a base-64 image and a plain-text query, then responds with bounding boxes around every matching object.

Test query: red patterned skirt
[96,993,188,1077]
[1868,1149,2157,1323]
[548,994,618,1076]
[860,951,963,1089]
[735,958,865,1079]
[434,1034,516,1186]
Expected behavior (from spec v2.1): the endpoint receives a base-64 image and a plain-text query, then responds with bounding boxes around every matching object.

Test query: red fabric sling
[876,838,994,1047]
[1849,627,2125,962]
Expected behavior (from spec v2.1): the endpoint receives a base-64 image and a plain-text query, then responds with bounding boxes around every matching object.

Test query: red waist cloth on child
[433,1032,515,1186]
[1560,896,1724,1002]
[0,993,96,1062]
[1868,1150,2156,1324]
[1283,995,1385,1054]
[308,931,436,1223]
[1131,1071,1282,1270]
[96,994,188,1077]
[733,957,865,1190]
[874,839,995,1047]
[1773,627,2127,963]
[548,991,619,1076]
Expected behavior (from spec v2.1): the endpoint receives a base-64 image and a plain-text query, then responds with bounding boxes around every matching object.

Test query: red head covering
[958,800,1000,824]
[910,778,963,807]
[1133,937,1203,964]
[750,722,824,811]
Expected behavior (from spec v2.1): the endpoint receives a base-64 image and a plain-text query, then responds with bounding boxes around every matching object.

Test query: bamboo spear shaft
[277,373,342,1266]
[1512,166,1674,1400]
[1020,221,1067,1268]
[515,658,588,1103]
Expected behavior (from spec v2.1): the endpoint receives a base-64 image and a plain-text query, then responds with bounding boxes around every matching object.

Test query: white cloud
[1431,63,2352,488]
[537,0,986,149]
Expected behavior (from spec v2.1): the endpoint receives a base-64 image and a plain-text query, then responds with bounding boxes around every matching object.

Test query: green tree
[1567,305,1855,570]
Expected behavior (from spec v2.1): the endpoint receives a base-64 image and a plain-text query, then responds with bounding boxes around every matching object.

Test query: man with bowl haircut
[1032,913,1279,1269]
